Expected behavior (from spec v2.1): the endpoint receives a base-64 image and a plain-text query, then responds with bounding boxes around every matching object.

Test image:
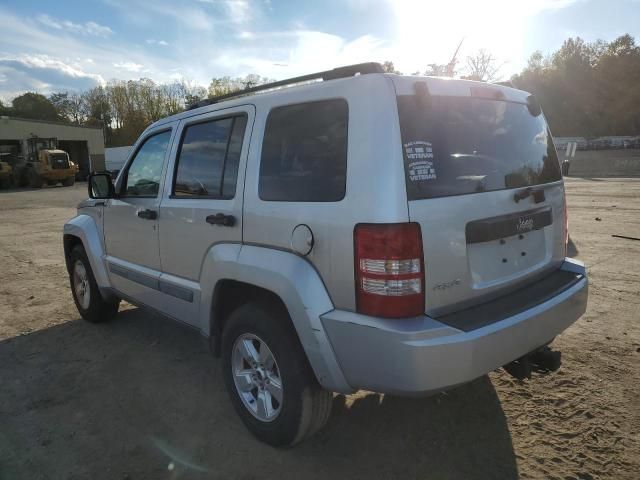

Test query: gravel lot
[1,179,638,480]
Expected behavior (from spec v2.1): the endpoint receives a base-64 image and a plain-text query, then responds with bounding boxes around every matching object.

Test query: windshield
[398,95,562,200]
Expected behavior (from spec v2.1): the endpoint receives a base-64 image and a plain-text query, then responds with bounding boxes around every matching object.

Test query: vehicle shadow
[0,185,75,194]
[568,235,579,257]
[572,177,606,182]
[0,308,518,480]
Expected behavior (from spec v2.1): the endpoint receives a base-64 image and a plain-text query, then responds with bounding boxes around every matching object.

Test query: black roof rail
[494,80,515,88]
[187,62,384,110]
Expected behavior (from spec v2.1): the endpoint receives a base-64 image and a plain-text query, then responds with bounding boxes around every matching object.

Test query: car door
[103,127,175,308]
[157,106,253,328]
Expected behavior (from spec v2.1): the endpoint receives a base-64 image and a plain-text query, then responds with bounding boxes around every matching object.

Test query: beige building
[0,116,106,176]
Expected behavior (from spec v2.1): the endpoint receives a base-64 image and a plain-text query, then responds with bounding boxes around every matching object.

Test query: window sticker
[404,141,436,181]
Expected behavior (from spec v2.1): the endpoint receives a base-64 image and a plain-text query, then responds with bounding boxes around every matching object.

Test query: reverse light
[354,223,425,318]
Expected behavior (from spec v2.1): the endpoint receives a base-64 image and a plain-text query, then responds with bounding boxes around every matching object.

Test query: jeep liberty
[63,63,588,446]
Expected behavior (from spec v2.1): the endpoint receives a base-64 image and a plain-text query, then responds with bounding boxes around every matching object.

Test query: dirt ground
[0,179,638,480]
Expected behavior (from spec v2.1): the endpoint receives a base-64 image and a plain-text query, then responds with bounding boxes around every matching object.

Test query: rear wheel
[62,176,75,187]
[13,168,27,187]
[69,245,119,323]
[29,170,43,188]
[0,176,10,189]
[221,301,332,446]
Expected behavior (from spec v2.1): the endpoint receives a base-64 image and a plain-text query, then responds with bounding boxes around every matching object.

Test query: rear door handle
[137,209,157,220]
[206,213,236,227]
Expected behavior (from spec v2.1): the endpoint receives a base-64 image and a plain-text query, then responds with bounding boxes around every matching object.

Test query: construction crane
[445,38,465,77]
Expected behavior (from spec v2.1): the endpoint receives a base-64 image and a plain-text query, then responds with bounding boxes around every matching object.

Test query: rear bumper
[321,258,588,395]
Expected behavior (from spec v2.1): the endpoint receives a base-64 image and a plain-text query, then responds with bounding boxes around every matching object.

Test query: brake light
[354,223,425,318]
[562,186,569,256]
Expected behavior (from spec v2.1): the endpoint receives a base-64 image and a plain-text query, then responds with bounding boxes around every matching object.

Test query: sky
[0,0,639,100]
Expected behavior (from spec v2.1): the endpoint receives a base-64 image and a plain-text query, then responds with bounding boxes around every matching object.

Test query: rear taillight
[562,186,569,256]
[354,223,425,318]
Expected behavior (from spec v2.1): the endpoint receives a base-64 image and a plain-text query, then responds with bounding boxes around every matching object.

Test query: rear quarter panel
[242,74,409,311]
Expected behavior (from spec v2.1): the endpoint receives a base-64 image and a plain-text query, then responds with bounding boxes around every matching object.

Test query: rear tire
[29,170,43,188]
[13,169,27,187]
[62,176,75,187]
[221,301,332,447]
[0,177,10,189]
[69,245,119,323]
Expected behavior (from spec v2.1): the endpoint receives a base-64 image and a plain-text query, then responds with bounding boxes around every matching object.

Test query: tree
[463,49,502,82]
[0,99,11,116]
[512,34,640,136]
[11,93,60,121]
[423,64,449,77]
[208,74,274,98]
[48,92,86,124]
[184,83,207,107]
[382,61,401,74]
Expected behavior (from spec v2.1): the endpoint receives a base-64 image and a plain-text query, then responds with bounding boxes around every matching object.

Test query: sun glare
[390,0,556,75]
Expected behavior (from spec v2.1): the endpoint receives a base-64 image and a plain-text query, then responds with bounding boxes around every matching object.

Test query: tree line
[513,34,640,137]
[1,33,638,146]
[0,75,270,147]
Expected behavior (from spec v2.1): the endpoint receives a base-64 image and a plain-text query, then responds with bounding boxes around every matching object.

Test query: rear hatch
[392,77,567,316]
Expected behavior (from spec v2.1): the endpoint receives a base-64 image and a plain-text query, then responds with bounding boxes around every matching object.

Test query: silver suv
[63,63,588,446]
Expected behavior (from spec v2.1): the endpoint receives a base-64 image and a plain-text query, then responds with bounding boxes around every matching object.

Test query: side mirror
[88,173,115,199]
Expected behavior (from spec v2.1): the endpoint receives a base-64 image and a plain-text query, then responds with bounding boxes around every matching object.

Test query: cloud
[146,39,169,46]
[210,31,389,79]
[0,54,104,98]
[3,0,583,101]
[113,61,145,72]
[225,0,251,24]
[105,0,215,31]
[37,14,114,37]
[0,6,180,100]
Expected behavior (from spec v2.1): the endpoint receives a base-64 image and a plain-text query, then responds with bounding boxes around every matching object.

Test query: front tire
[62,176,75,187]
[221,301,332,447]
[69,245,119,323]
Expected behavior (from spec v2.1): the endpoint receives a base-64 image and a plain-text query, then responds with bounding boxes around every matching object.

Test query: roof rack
[187,62,384,110]
[494,80,515,88]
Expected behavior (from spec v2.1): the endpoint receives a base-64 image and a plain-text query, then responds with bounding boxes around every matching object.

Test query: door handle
[206,213,236,227]
[137,209,157,220]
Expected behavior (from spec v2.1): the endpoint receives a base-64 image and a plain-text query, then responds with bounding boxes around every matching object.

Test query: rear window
[397,95,561,200]
[259,99,348,202]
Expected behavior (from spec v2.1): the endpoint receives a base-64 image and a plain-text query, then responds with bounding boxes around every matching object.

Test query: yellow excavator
[12,137,78,188]
[0,153,14,188]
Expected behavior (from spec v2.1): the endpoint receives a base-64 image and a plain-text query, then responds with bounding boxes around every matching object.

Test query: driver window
[124,130,171,197]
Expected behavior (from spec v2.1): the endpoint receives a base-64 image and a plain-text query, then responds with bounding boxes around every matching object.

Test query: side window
[173,115,247,198]
[124,130,172,197]
[259,99,348,202]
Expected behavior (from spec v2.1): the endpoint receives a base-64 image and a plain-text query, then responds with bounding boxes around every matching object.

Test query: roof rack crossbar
[187,62,384,110]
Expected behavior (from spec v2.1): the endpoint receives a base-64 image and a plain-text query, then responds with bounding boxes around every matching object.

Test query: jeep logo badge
[517,217,534,233]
